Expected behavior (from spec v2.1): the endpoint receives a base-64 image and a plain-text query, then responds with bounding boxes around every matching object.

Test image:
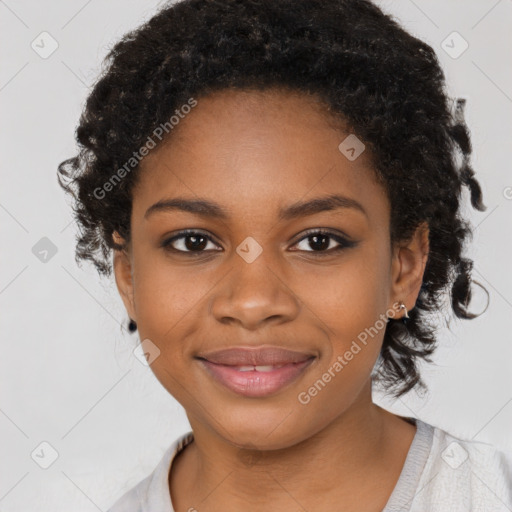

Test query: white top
[106,418,512,511]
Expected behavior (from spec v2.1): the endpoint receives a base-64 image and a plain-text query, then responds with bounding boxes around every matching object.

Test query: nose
[209,255,300,331]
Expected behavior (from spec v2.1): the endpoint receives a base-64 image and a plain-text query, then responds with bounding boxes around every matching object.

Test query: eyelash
[161,228,356,256]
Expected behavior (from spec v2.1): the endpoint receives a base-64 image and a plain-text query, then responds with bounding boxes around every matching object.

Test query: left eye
[292,230,354,253]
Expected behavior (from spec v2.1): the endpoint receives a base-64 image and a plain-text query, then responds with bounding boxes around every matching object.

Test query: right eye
[161,230,222,254]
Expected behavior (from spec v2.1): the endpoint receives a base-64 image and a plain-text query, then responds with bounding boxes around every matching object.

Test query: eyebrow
[144,194,367,221]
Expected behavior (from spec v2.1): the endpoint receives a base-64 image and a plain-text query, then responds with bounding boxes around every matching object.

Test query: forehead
[132,88,388,225]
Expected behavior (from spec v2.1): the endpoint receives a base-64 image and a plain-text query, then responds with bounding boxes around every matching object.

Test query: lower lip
[198,358,315,398]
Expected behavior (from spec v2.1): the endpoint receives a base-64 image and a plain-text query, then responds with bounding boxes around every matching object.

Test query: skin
[113,87,430,511]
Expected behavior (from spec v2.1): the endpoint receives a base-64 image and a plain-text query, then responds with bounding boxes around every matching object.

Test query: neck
[170,381,415,511]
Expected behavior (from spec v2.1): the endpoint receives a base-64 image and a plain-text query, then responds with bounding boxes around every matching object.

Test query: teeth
[235,364,285,372]
[254,365,275,372]
[238,366,256,372]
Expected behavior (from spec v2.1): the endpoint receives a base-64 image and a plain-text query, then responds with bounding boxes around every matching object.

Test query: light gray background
[1,0,511,510]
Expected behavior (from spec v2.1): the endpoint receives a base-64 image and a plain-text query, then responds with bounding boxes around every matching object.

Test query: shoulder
[412,420,512,511]
[106,431,194,512]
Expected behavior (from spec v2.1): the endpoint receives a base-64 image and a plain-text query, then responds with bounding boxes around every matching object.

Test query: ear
[389,221,430,316]
[112,231,137,322]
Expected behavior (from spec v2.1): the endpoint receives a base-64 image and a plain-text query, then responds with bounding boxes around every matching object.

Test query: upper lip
[197,346,315,366]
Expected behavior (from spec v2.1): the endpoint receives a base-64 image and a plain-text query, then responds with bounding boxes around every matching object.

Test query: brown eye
[292,229,356,254]
[183,234,208,251]
[161,230,221,253]
[305,233,331,251]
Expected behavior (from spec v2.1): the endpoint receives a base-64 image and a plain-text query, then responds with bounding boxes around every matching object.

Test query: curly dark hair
[57,0,488,398]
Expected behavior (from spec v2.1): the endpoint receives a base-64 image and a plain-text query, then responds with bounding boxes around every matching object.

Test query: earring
[128,318,137,333]
[399,301,409,323]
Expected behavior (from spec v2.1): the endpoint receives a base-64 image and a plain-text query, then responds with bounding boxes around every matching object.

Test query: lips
[197,346,314,366]
[196,346,316,397]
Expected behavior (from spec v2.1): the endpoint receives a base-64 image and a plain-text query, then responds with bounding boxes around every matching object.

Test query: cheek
[299,250,389,333]
[294,250,390,379]
[130,251,213,355]
[131,259,207,402]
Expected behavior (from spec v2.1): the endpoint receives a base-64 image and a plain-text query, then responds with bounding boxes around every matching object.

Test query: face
[113,88,428,450]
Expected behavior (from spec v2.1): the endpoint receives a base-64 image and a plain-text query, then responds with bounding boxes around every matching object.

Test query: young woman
[58,0,512,510]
